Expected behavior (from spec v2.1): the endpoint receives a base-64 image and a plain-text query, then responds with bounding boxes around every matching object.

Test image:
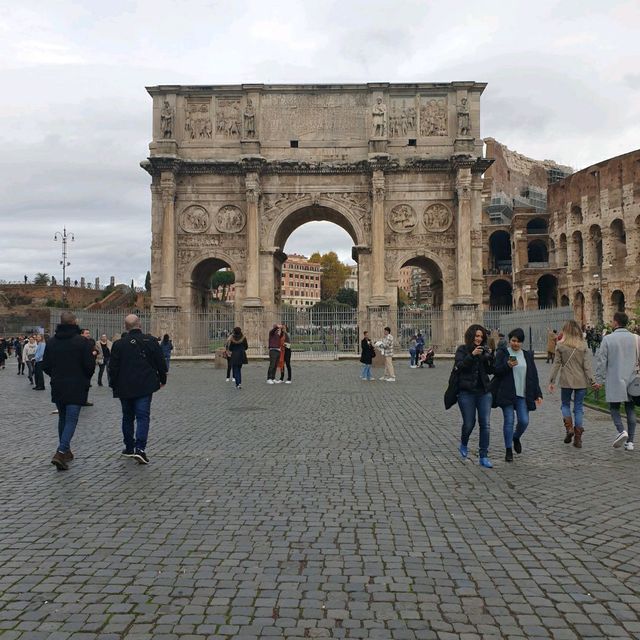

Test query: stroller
[418,345,435,368]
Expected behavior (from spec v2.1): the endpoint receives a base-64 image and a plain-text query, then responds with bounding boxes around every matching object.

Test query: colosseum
[481,141,640,327]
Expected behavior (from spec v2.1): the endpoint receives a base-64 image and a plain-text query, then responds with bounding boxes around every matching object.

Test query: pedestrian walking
[227,326,248,389]
[492,328,543,462]
[548,320,595,448]
[408,335,418,368]
[454,324,495,468]
[415,332,425,367]
[160,334,173,370]
[595,311,639,450]
[546,329,558,363]
[80,329,97,405]
[14,337,25,375]
[279,323,292,384]
[0,339,6,370]
[376,327,395,382]
[224,331,234,382]
[108,314,167,464]
[23,335,37,383]
[266,324,282,384]
[33,334,47,390]
[95,334,113,386]
[359,331,375,381]
[42,312,95,471]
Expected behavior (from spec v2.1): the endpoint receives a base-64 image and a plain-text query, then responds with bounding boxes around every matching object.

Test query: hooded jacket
[42,324,95,405]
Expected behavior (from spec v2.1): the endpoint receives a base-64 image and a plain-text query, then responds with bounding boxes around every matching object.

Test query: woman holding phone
[492,328,543,462]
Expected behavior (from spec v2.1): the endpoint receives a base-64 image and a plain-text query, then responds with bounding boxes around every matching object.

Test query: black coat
[42,324,95,405]
[228,335,248,366]
[491,346,543,410]
[108,329,168,399]
[360,338,375,364]
[454,344,494,393]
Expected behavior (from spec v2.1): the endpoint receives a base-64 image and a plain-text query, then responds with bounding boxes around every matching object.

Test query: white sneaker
[410,365,417,369]
[274,379,282,384]
[625,441,634,451]
[232,378,235,382]
[613,431,628,448]
[379,376,387,381]
[267,380,274,384]
[285,380,292,384]
[225,378,230,382]
[386,377,396,382]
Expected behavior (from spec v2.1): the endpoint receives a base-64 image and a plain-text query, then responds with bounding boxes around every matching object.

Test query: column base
[242,297,263,308]
[157,297,178,307]
[368,297,390,307]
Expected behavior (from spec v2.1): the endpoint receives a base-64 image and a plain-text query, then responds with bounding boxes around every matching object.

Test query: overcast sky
[1,0,638,285]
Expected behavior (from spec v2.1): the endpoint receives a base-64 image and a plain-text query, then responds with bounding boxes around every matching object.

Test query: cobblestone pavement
[1,358,640,639]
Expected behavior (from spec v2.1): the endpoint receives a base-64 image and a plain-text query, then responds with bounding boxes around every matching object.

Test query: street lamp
[54,227,74,302]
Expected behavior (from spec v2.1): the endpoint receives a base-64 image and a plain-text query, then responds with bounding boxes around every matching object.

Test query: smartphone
[508,355,517,363]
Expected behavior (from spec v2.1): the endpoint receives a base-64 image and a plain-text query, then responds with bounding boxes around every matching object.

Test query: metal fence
[46,304,575,356]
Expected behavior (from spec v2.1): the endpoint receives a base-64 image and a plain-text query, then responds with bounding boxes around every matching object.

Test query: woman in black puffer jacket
[454,324,495,468]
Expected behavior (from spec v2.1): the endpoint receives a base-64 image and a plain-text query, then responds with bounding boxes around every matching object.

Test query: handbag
[627,335,640,402]
[444,364,460,410]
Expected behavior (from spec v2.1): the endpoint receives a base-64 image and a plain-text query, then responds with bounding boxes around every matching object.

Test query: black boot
[505,448,513,462]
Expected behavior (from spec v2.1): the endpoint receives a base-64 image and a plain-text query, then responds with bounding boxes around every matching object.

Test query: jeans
[232,364,242,386]
[502,396,529,448]
[26,360,35,381]
[34,361,45,389]
[409,348,417,366]
[280,348,292,381]
[609,401,637,442]
[164,356,171,371]
[267,349,280,380]
[561,388,587,428]
[55,402,81,453]
[120,395,152,452]
[458,390,492,458]
[98,359,110,385]
[361,363,372,380]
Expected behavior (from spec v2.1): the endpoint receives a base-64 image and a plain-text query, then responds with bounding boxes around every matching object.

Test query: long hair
[232,326,243,339]
[464,324,488,348]
[561,320,585,349]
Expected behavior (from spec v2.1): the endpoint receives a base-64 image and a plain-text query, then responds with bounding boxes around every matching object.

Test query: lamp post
[54,227,74,303]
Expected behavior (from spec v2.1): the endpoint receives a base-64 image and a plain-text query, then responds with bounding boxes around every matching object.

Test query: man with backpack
[109,314,167,464]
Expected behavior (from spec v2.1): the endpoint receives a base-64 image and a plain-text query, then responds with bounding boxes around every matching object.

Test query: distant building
[280,254,322,308]
[344,265,358,292]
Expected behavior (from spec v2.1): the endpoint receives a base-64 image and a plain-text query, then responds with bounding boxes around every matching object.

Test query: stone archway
[489,279,513,308]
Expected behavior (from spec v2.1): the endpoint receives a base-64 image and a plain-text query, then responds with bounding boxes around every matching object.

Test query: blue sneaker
[458,444,468,459]
[479,457,493,468]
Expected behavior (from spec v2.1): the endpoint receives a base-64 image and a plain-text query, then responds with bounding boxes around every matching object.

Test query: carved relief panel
[388,97,417,138]
[419,96,448,137]
[423,203,452,232]
[179,205,211,234]
[184,99,212,140]
[388,204,417,233]
[215,98,242,139]
[214,205,246,233]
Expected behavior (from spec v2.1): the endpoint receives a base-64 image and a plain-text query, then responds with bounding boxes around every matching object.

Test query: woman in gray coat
[548,320,595,448]
[595,312,639,450]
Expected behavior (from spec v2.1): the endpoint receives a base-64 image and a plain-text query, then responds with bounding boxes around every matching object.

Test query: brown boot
[51,451,69,471]
[563,416,574,443]
[573,427,584,448]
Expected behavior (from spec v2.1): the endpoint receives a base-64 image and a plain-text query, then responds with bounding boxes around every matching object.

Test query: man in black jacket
[109,314,167,464]
[42,311,96,471]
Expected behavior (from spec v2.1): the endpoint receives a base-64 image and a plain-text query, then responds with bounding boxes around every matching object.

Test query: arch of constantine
[142,83,491,351]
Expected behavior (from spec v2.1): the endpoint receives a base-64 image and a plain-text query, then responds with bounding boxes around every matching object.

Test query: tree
[210,270,235,301]
[131,279,135,291]
[309,251,351,300]
[33,273,50,286]
[397,288,409,308]
[144,271,151,292]
[336,287,358,308]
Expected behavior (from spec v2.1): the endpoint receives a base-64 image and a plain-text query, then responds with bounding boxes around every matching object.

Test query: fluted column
[370,169,387,305]
[243,171,262,307]
[455,166,473,303]
[159,171,177,304]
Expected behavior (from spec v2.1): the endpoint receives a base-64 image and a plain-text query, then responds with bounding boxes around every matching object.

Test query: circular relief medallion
[388,204,417,233]
[214,205,246,233]
[423,203,453,232]
[179,205,210,234]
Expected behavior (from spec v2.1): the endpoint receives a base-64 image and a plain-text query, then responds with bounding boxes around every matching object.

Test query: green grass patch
[584,387,640,415]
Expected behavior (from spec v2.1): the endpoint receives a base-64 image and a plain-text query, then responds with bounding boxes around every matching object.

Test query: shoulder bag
[627,335,640,403]
[444,363,460,410]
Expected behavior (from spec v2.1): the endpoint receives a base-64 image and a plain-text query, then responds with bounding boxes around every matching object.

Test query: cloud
[0,0,637,284]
